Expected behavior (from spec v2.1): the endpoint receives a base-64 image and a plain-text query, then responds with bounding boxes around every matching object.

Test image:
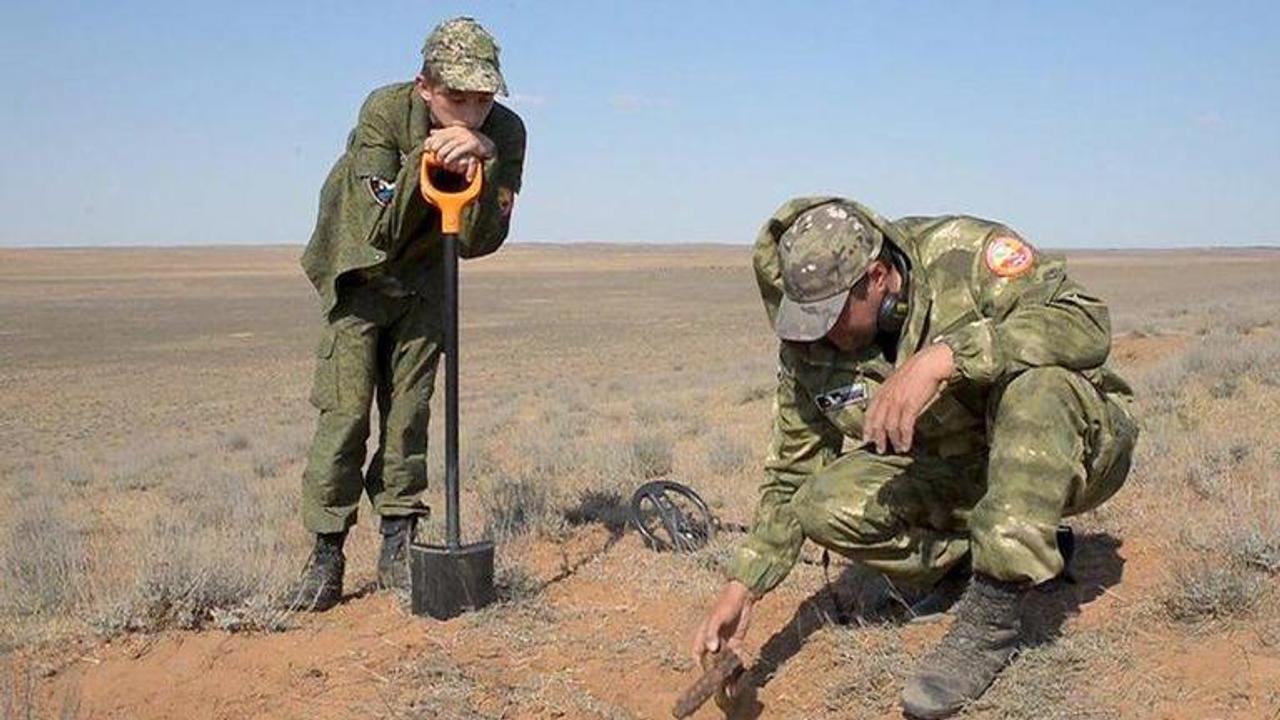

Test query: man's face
[824,262,890,352]
[417,79,495,129]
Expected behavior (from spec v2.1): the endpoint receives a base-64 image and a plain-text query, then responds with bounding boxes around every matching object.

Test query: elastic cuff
[726,546,783,597]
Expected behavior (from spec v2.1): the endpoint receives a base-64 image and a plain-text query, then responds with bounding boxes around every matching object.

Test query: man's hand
[691,581,754,664]
[423,127,496,181]
[862,342,955,454]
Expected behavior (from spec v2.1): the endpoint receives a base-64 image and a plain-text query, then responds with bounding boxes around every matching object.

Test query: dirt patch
[5,246,1280,719]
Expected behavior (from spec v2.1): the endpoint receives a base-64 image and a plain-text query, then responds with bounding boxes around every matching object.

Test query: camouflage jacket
[300,82,526,317]
[728,196,1133,595]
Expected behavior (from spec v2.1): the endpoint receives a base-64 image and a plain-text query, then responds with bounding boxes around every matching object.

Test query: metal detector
[629,480,716,552]
[408,153,496,620]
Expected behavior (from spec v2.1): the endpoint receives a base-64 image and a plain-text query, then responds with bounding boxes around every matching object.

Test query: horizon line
[3,240,1279,253]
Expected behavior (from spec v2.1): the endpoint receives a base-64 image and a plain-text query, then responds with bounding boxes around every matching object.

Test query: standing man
[294,17,526,611]
[690,198,1137,718]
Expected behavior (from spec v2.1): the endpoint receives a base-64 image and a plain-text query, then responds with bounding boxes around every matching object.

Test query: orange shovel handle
[419,153,484,234]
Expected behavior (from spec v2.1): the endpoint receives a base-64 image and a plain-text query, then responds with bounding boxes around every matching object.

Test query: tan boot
[900,573,1027,718]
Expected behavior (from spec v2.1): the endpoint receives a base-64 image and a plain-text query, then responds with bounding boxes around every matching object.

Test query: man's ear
[867,260,890,289]
[414,76,433,103]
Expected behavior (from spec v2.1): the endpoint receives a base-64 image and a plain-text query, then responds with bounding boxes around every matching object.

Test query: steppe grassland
[2,245,1280,717]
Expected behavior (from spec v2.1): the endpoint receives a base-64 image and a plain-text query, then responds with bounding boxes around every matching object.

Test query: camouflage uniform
[728,197,1138,596]
[298,19,526,535]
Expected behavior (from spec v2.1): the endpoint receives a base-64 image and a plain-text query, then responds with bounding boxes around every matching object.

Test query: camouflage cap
[422,17,508,96]
[774,201,884,342]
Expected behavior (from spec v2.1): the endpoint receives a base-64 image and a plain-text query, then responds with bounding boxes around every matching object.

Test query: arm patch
[365,176,396,208]
[984,234,1035,278]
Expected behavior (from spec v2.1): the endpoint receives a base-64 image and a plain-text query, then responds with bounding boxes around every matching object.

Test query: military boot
[291,531,346,612]
[909,527,1075,624]
[900,573,1028,719]
[377,515,419,591]
[907,555,973,624]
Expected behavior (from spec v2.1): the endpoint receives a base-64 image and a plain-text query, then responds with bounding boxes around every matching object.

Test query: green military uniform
[298,44,526,535]
[728,197,1138,595]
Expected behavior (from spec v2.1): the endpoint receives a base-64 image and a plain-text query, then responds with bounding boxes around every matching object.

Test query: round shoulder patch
[984,235,1035,277]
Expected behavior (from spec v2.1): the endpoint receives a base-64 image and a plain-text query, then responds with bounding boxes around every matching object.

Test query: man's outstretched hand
[690,581,754,665]
[862,342,955,454]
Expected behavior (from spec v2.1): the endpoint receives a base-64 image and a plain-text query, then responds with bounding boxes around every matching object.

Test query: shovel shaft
[419,152,482,551]
[443,230,461,549]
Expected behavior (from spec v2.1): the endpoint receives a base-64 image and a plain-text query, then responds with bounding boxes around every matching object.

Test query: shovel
[408,152,497,620]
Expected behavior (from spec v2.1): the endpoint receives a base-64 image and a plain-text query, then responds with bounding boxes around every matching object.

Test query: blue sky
[1,1,1276,248]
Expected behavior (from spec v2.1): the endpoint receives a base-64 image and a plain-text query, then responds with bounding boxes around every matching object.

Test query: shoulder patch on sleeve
[984,233,1035,278]
[365,176,395,208]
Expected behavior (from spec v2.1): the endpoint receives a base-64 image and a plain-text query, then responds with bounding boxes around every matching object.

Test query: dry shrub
[1162,491,1279,624]
[705,431,752,475]
[1162,562,1263,623]
[824,627,911,715]
[962,632,1117,719]
[0,498,89,643]
[562,488,629,535]
[1235,527,1280,574]
[629,431,674,479]
[93,471,297,635]
[494,560,542,603]
[479,476,560,542]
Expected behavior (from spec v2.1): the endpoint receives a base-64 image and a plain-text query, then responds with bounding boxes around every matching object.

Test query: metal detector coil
[629,480,715,552]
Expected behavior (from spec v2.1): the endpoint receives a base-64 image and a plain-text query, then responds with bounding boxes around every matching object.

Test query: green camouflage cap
[774,201,884,342]
[422,17,508,96]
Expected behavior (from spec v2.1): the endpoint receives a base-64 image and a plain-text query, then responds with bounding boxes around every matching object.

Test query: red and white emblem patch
[984,235,1035,278]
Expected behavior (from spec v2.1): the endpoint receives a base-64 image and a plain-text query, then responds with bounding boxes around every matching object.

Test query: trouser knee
[793,483,898,550]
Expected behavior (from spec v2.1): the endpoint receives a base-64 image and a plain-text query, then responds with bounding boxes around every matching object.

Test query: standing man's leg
[295,288,381,610]
[366,293,443,589]
[902,367,1137,718]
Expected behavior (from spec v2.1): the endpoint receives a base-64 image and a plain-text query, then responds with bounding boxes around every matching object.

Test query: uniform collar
[893,235,933,367]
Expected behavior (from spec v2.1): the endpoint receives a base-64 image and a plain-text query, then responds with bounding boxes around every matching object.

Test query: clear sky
[1,1,1276,248]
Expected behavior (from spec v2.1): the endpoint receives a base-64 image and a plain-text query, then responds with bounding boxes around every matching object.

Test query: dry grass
[3,246,1280,718]
[0,498,90,643]
[961,632,1120,719]
[0,661,78,720]
[1122,327,1280,630]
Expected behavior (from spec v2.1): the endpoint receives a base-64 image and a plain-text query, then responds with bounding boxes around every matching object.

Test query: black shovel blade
[409,540,496,620]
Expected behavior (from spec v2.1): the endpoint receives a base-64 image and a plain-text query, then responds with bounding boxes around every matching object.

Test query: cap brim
[774,290,849,342]
[436,62,508,96]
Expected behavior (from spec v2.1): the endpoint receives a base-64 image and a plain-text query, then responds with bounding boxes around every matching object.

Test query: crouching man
[691,198,1137,718]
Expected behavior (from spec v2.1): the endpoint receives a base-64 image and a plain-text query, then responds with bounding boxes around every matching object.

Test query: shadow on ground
[729,531,1126,718]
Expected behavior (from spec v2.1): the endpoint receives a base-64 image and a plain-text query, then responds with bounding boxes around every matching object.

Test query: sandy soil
[2,244,1279,719]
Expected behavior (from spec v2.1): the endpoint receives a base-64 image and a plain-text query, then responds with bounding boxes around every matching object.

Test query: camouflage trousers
[301,282,442,534]
[790,367,1138,585]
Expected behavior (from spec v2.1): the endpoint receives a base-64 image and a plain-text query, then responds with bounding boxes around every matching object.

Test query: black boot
[291,532,346,612]
[377,515,419,591]
[900,573,1028,719]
